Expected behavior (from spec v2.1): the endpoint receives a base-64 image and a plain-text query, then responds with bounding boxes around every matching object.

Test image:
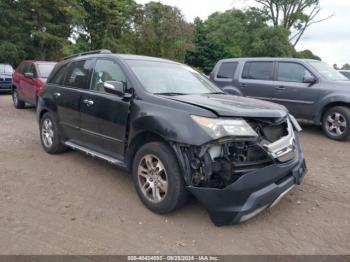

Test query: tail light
[36,79,44,95]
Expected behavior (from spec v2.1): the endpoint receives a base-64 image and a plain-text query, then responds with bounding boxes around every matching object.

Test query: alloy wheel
[12,91,18,106]
[42,118,54,148]
[137,154,168,203]
[326,112,347,136]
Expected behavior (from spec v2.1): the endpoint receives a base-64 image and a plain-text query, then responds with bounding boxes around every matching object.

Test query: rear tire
[132,142,189,214]
[12,89,25,109]
[322,106,350,141]
[40,112,67,154]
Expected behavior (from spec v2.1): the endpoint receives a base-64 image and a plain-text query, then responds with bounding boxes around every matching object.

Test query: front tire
[132,142,189,214]
[12,89,25,109]
[40,112,67,154]
[322,106,350,141]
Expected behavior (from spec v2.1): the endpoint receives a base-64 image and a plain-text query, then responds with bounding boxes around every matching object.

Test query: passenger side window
[217,62,238,79]
[48,65,66,85]
[27,64,37,77]
[242,62,273,80]
[91,59,127,93]
[64,60,92,89]
[277,62,313,83]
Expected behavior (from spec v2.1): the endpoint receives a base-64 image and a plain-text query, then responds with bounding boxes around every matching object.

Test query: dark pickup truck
[210,58,350,141]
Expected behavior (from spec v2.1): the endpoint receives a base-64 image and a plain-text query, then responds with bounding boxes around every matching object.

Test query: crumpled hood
[165,94,288,118]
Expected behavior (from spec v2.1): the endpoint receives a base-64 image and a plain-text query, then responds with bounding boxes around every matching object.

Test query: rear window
[48,64,67,85]
[37,63,56,78]
[242,62,273,80]
[216,62,238,79]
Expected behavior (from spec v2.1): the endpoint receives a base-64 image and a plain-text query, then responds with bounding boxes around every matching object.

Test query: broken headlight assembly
[191,115,258,139]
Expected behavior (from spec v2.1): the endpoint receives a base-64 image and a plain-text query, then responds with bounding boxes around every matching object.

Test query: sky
[136,0,350,67]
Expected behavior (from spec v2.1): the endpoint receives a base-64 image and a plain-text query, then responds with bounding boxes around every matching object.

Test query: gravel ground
[0,93,349,255]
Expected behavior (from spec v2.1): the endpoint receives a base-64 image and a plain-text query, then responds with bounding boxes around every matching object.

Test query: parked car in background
[0,64,14,92]
[339,70,350,80]
[37,50,307,226]
[211,58,350,141]
[12,60,56,108]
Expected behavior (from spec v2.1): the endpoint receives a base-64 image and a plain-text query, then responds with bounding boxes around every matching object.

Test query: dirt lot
[0,93,349,255]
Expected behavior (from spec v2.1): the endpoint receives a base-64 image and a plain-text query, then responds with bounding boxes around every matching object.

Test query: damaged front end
[173,115,307,226]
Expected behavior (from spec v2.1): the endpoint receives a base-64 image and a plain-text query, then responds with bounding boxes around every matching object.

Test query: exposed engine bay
[176,117,296,189]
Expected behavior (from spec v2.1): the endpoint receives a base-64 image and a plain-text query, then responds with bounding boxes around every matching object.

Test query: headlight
[191,115,258,139]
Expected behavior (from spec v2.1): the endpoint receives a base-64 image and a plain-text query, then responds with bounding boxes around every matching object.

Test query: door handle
[240,83,247,88]
[83,99,94,106]
[53,92,61,98]
[275,86,286,90]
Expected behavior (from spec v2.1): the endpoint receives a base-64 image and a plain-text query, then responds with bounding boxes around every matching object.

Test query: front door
[20,63,37,103]
[79,58,130,160]
[272,62,321,119]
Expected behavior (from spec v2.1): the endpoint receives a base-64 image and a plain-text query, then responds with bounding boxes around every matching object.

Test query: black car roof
[63,51,178,65]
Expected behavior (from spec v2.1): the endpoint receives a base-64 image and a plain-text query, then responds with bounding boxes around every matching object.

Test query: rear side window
[217,62,238,79]
[18,62,29,74]
[48,64,67,85]
[242,62,273,80]
[277,62,313,83]
[64,60,93,89]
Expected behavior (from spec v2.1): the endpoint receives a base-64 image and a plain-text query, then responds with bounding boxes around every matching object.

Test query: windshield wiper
[154,92,187,96]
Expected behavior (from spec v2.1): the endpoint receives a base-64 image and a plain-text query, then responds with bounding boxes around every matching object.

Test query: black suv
[37,50,307,226]
[211,58,350,141]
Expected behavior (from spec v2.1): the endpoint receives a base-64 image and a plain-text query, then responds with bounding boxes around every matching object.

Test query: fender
[314,94,350,124]
[128,99,215,147]
[221,86,243,96]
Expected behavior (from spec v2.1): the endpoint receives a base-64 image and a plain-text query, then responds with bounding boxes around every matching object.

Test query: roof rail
[63,49,112,60]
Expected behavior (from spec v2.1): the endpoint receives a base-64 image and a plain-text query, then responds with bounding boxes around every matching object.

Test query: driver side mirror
[24,72,34,79]
[103,81,125,97]
[303,75,317,85]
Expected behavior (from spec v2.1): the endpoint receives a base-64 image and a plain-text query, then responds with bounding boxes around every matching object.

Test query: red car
[12,61,56,109]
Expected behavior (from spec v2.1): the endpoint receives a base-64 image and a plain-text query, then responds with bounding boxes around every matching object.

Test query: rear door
[272,62,321,119]
[26,63,38,104]
[79,58,130,159]
[212,62,239,94]
[54,59,94,141]
[239,61,275,100]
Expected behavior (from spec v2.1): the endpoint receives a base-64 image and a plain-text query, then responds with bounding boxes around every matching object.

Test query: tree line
[0,0,342,73]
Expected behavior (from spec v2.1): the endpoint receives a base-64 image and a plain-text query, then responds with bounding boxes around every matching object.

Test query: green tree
[255,0,332,47]
[134,2,193,62]
[185,18,224,73]
[341,64,350,70]
[77,0,138,53]
[186,8,292,73]
[293,49,321,60]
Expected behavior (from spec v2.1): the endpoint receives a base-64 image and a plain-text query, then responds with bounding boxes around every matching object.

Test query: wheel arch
[125,131,173,171]
[319,101,350,124]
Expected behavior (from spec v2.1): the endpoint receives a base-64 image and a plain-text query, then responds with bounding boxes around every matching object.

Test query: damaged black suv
[37,50,307,226]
